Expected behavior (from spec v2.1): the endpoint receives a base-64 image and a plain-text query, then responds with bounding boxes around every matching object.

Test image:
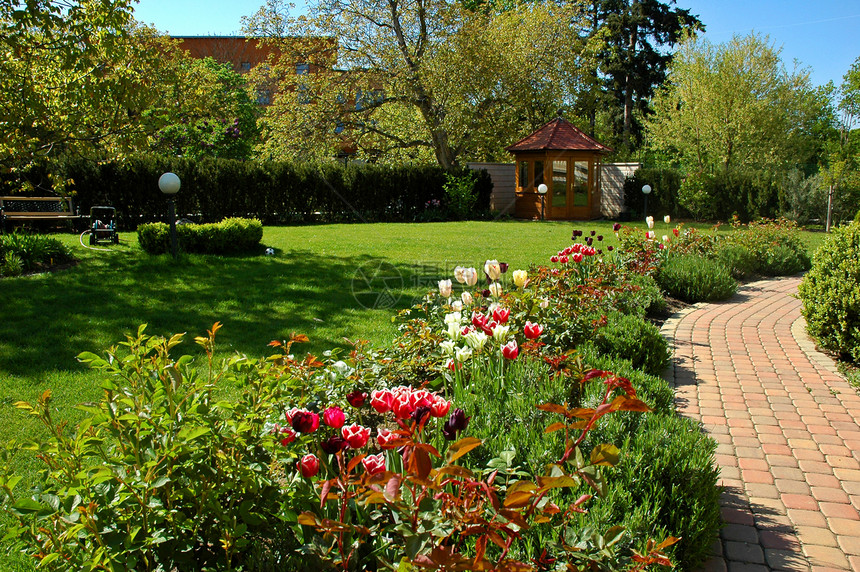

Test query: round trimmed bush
[798,222,860,362]
[715,244,757,280]
[589,312,671,376]
[657,254,737,303]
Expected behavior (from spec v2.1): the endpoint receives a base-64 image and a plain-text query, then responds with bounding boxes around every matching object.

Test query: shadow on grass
[0,248,437,377]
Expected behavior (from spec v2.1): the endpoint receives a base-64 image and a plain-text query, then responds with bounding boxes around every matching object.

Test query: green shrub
[443,170,479,220]
[798,222,860,362]
[0,232,72,275]
[0,326,319,571]
[726,218,810,276]
[657,254,737,302]
[715,244,757,280]
[137,218,263,255]
[589,312,670,376]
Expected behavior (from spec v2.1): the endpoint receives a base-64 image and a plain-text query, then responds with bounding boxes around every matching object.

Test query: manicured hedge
[12,156,492,230]
[137,218,264,255]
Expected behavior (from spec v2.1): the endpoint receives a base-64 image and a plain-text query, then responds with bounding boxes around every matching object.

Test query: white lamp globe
[159,172,181,195]
[642,184,652,195]
[537,183,548,195]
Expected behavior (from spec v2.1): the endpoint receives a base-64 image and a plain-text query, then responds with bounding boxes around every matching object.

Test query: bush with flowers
[0,229,725,571]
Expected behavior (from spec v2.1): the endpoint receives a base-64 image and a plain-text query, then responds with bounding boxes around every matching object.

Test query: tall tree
[244,0,598,168]
[581,0,702,151]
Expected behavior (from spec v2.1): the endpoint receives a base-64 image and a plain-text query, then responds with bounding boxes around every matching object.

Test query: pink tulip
[323,406,345,429]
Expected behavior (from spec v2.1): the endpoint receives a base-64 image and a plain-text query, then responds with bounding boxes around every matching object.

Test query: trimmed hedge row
[12,156,492,230]
[138,218,264,255]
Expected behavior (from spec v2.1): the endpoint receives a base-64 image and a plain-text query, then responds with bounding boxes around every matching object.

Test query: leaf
[537,476,579,493]
[434,465,473,480]
[589,443,620,467]
[414,448,432,481]
[347,454,366,474]
[384,476,401,502]
[536,403,570,417]
[543,422,567,434]
[297,512,319,527]
[10,498,43,514]
[447,437,482,463]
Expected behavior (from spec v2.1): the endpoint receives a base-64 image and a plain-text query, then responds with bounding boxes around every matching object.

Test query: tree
[577,0,703,151]
[244,0,599,169]
[0,0,138,176]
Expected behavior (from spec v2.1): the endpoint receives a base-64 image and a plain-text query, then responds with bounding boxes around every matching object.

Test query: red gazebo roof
[506,117,613,154]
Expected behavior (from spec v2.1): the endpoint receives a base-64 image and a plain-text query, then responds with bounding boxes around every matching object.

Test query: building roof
[506,117,613,154]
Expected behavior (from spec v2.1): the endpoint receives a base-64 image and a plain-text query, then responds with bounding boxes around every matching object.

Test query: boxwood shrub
[138,218,263,255]
[657,254,738,303]
[798,221,860,362]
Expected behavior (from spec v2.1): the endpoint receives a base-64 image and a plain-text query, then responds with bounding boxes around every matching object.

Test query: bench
[1,196,83,232]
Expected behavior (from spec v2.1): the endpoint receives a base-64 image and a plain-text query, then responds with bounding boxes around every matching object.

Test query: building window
[296,62,309,75]
[240,62,251,73]
[256,89,272,105]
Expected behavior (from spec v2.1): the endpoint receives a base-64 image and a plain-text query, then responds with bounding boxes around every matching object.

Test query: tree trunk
[622,14,638,147]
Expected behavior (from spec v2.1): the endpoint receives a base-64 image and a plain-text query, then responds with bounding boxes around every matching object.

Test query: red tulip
[431,395,451,417]
[341,423,371,449]
[572,253,583,263]
[523,321,543,339]
[323,406,345,429]
[377,427,397,448]
[371,390,394,413]
[559,255,569,264]
[346,391,368,408]
[291,410,319,433]
[362,453,386,476]
[279,426,297,446]
[502,340,519,360]
[298,454,319,478]
[550,255,559,263]
[492,307,510,324]
[392,392,415,419]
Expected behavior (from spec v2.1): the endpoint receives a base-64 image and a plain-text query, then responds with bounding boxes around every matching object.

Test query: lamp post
[537,183,548,221]
[641,184,652,221]
[158,172,181,258]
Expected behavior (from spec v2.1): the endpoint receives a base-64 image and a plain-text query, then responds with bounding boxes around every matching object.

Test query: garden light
[537,183,548,221]
[158,172,181,258]
[642,184,652,221]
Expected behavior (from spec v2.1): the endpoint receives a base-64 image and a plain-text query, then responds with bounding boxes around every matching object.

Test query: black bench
[1,196,83,232]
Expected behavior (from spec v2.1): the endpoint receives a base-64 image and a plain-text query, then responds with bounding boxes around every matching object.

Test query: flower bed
[0,229,723,571]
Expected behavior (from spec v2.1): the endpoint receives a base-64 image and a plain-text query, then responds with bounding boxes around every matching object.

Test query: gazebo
[506,117,612,220]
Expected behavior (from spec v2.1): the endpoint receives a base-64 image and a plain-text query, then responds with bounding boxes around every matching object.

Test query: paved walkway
[661,276,860,572]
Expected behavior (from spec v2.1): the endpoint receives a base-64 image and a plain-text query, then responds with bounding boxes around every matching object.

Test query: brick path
[660,276,860,572]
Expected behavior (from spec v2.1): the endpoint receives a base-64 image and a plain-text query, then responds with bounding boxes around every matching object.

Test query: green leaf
[589,444,620,467]
[11,498,44,514]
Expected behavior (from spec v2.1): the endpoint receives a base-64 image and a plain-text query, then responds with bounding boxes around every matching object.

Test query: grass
[0,219,826,569]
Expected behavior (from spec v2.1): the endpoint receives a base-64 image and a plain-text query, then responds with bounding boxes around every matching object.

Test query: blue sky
[132,0,860,89]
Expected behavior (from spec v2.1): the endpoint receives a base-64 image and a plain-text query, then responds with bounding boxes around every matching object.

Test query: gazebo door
[569,160,591,219]
[549,159,569,219]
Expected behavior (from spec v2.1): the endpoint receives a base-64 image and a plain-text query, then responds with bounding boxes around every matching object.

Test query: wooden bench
[1,196,83,232]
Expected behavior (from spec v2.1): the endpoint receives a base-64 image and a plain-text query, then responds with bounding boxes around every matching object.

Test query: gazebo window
[533,161,544,188]
[519,161,528,190]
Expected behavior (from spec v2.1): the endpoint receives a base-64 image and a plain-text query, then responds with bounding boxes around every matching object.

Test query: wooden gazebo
[507,117,612,220]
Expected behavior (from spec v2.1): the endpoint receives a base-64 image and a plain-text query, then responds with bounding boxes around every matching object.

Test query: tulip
[323,406,345,429]
[444,312,462,326]
[440,340,456,355]
[662,235,669,242]
[291,410,319,433]
[492,324,510,342]
[492,307,510,324]
[673,228,680,237]
[392,393,416,419]
[298,454,319,478]
[590,230,596,236]
[464,330,489,350]
[346,391,368,408]
[607,245,614,251]
[499,262,509,274]
[362,453,386,476]
[461,291,473,306]
[455,347,472,362]
[463,267,479,286]
[664,215,671,224]
[523,321,543,339]
[377,427,397,448]
[453,266,466,284]
[279,426,297,446]
[321,435,348,454]
[572,253,583,263]
[597,235,603,241]
[442,408,470,440]
[550,255,559,263]
[539,298,550,309]
[646,216,654,229]
[488,282,503,297]
[572,230,583,237]
[431,395,451,417]
[412,406,432,426]
[460,325,472,336]
[451,300,463,312]
[410,389,433,409]
[484,260,501,281]
[341,423,371,448]
[371,389,394,413]
[512,270,528,288]
[559,255,569,264]
[438,279,453,298]
[612,223,621,232]
[502,340,519,360]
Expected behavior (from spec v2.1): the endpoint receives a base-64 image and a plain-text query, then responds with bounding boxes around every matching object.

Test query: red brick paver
[662,277,860,571]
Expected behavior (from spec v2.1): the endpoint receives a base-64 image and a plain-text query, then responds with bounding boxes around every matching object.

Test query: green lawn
[0,219,826,569]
